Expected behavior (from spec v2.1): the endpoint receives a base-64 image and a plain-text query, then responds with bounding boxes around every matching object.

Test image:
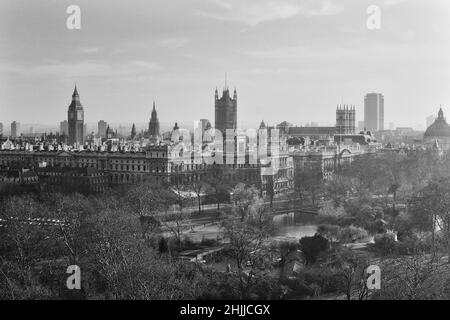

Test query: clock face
[69,112,74,120]
[77,110,83,120]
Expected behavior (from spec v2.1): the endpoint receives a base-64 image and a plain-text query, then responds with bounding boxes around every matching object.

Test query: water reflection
[273,212,318,240]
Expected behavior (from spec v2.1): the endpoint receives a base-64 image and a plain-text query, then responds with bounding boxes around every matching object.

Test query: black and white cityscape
[1,0,450,305]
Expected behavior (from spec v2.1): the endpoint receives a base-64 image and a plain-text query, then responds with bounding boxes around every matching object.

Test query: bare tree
[332,249,371,300]
[374,254,450,300]
[0,194,60,299]
[126,181,170,238]
[205,165,230,211]
[91,205,207,299]
[231,183,259,221]
[409,177,450,261]
[49,193,97,265]
[222,195,273,299]
[157,181,192,246]
[189,180,207,214]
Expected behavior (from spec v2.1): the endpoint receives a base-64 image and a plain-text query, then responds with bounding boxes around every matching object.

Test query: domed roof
[259,120,266,129]
[424,108,450,138]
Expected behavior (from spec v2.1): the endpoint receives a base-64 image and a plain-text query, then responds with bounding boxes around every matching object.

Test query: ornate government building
[0,83,294,197]
[215,86,237,135]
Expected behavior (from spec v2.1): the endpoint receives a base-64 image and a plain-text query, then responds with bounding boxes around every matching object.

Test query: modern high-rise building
[364,93,384,132]
[357,121,365,132]
[98,120,107,138]
[336,105,356,134]
[148,101,160,137]
[60,120,69,135]
[215,86,237,135]
[67,85,84,145]
[11,121,20,138]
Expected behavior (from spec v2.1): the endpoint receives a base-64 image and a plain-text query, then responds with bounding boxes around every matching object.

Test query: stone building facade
[215,87,237,135]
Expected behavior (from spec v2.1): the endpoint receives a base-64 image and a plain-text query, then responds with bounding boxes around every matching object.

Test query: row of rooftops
[0,142,170,153]
[1,166,105,177]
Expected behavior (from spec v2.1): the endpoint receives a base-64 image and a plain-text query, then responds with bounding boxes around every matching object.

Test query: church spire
[149,100,160,137]
[224,72,228,90]
[150,101,158,122]
[72,84,79,98]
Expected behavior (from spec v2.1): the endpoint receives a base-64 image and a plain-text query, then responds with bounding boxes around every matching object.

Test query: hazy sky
[1,0,449,129]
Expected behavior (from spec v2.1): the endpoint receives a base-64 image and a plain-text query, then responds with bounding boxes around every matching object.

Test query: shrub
[296,267,343,295]
[340,216,358,227]
[373,232,397,255]
[281,278,315,298]
[395,230,444,255]
[253,277,283,299]
[317,224,340,243]
[338,225,369,243]
[299,234,329,265]
[318,202,347,218]
[167,237,181,254]
[278,240,300,253]
[200,237,218,247]
[158,237,168,254]
[367,219,388,234]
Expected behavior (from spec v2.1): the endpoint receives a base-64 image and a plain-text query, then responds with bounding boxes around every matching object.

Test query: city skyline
[3,1,450,304]
[1,0,449,127]
[0,86,444,133]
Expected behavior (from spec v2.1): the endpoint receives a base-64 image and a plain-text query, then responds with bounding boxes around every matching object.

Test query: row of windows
[110,164,165,173]
[111,173,164,184]
[0,177,39,183]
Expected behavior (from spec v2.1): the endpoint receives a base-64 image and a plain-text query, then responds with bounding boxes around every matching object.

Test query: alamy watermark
[169,123,282,174]
[366,265,381,290]
[367,5,381,30]
[66,5,81,30]
[66,265,81,290]
[65,264,381,291]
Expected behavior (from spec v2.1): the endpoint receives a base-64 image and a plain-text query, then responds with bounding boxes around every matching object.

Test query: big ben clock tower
[67,85,84,145]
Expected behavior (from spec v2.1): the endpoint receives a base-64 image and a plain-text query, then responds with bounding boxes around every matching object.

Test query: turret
[438,107,444,120]
[259,120,266,129]
[151,101,158,119]
[67,85,84,145]
[72,85,79,98]
[148,101,160,137]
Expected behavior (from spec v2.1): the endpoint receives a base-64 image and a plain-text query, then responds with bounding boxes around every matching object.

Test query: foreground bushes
[371,255,450,300]
[317,224,369,244]
[372,231,397,255]
[371,230,444,256]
